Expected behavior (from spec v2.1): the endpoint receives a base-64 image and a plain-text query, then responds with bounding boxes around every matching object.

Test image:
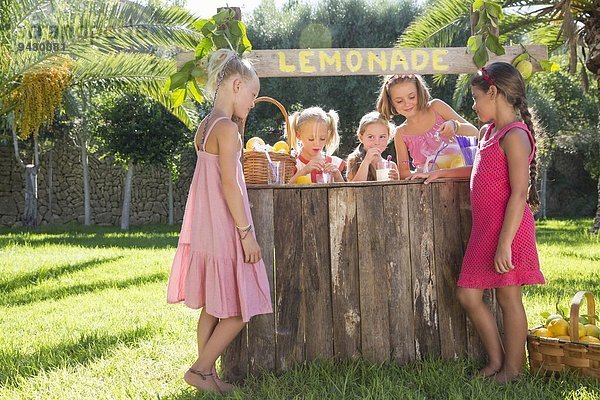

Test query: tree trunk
[540,166,547,219]
[23,164,38,227]
[593,175,600,234]
[121,161,134,230]
[79,132,92,225]
[48,149,54,224]
[168,169,174,226]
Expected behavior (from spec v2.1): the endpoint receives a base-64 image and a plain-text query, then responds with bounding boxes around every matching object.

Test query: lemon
[555,335,571,341]
[273,141,290,154]
[580,336,600,344]
[516,60,533,79]
[245,136,265,151]
[584,324,600,338]
[568,322,586,338]
[531,328,553,338]
[547,318,569,337]
[545,314,563,327]
[295,175,312,184]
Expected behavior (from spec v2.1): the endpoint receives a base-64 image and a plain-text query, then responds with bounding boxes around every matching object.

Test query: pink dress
[167,117,273,322]
[458,122,545,288]
[401,111,446,169]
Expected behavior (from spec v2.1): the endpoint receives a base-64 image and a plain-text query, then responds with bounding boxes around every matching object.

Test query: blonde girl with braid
[167,48,272,394]
[287,107,346,183]
[411,62,545,383]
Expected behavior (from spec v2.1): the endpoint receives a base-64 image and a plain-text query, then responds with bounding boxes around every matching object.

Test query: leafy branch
[467,0,505,68]
[165,8,252,106]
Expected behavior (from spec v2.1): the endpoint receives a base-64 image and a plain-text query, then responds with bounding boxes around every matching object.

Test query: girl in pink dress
[376,74,478,178]
[410,62,545,383]
[167,48,273,393]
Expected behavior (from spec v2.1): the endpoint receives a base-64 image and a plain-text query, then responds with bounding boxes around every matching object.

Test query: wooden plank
[177,46,548,76]
[383,184,415,364]
[329,187,361,359]
[432,181,468,360]
[407,183,440,359]
[221,325,248,383]
[356,186,390,363]
[302,188,334,361]
[274,189,305,372]
[247,188,276,375]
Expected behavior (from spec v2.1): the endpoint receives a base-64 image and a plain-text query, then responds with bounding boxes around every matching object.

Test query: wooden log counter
[221,179,501,381]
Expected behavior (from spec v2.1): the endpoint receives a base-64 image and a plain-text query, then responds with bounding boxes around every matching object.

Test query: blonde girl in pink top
[376,74,478,178]
[410,62,545,383]
[167,49,273,394]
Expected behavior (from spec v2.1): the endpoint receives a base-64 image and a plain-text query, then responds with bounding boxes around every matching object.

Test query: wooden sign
[177,45,547,77]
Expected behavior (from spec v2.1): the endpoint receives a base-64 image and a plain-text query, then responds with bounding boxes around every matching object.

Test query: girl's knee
[457,288,483,310]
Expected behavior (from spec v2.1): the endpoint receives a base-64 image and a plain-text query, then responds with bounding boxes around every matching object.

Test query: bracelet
[236,223,251,232]
[452,119,459,134]
[239,225,253,240]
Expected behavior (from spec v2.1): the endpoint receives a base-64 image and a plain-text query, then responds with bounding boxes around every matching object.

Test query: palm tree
[1,0,201,227]
[399,0,600,232]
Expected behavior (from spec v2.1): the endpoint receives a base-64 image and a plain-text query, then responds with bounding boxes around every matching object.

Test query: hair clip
[481,67,494,86]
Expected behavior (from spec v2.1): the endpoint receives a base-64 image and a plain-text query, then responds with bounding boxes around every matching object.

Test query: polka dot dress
[457,122,545,289]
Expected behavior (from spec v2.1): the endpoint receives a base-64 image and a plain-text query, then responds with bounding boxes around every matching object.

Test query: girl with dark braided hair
[410,62,545,383]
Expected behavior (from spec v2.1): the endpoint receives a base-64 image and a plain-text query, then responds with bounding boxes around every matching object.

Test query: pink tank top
[400,111,446,168]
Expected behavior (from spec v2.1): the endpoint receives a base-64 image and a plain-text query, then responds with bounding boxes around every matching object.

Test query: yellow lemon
[531,328,553,338]
[584,324,600,338]
[245,136,265,151]
[295,175,312,185]
[555,335,571,341]
[580,336,600,344]
[547,318,569,337]
[273,140,290,154]
[568,322,586,338]
[545,314,563,327]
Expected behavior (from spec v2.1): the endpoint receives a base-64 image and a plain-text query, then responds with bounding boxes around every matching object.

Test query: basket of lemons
[527,291,600,378]
[242,96,296,184]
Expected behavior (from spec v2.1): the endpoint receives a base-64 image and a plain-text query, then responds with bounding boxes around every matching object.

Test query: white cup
[267,161,285,184]
[376,159,391,181]
[316,171,331,184]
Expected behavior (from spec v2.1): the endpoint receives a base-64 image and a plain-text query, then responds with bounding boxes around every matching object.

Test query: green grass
[0,220,598,399]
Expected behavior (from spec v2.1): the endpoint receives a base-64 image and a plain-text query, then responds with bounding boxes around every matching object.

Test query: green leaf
[169,70,190,91]
[195,37,215,58]
[163,76,172,93]
[170,87,186,107]
[472,0,484,12]
[188,80,204,103]
[540,311,550,319]
[485,34,505,56]
[192,19,210,32]
[201,21,217,36]
[512,52,530,66]
[473,42,488,68]
[484,2,503,20]
[180,60,195,74]
[467,35,483,53]
[213,8,234,25]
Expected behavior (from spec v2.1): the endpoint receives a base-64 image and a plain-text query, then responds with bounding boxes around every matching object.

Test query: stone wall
[0,140,195,227]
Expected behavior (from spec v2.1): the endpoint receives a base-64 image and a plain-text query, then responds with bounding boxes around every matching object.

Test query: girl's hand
[494,244,514,274]
[241,234,262,264]
[323,163,344,182]
[301,159,324,175]
[438,120,458,142]
[365,148,381,164]
[388,164,399,180]
[407,170,440,184]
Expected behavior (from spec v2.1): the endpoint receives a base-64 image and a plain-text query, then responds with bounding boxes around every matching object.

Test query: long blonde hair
[288,107,340,156]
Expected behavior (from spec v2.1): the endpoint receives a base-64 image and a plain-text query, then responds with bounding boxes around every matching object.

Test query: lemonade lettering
[278,49,450,75]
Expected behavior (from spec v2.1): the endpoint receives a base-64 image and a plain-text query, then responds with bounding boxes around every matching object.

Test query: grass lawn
[0,219,598,399]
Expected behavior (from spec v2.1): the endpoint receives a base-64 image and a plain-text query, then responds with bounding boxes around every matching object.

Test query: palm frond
[397,0,471,48]
[452,74,471,111]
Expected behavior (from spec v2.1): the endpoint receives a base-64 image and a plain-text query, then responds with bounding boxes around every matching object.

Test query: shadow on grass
[0,256,123,293]
[524,275,600,298]
[0,325,157,388]
[0,224,180,250]
[0,272,167,307]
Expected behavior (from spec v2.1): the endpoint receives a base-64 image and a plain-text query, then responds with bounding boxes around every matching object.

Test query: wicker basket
[527,291,600,379]
[242,96,295,184]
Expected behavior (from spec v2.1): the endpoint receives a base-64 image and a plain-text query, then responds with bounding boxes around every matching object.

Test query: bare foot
[212,367,235,393]
[494,369,521,384]
[478,363,501,378]
[183,368,221,393]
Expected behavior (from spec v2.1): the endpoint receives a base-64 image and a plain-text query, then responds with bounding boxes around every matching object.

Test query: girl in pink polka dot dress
[410,62,545,383]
